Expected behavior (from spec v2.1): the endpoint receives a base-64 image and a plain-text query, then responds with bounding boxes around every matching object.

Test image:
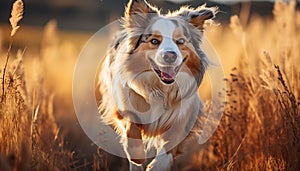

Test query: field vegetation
[0,0,299,170]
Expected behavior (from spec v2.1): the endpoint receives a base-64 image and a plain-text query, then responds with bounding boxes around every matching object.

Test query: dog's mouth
[149,58,186,85]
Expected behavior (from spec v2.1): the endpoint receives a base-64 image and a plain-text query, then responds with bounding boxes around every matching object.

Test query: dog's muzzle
[149,52,186,85]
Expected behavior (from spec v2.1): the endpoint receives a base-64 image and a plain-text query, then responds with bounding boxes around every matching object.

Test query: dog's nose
[163,51,177,64]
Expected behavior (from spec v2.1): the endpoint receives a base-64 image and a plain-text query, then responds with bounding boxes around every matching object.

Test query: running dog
[96,0,217,170]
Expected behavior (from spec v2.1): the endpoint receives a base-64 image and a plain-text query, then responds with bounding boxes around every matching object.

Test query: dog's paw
[149,89,167,110]
[146,153,173,171]
[129,162,144,171]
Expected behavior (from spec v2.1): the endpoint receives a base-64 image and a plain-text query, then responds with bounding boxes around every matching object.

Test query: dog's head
[120,0,217,86]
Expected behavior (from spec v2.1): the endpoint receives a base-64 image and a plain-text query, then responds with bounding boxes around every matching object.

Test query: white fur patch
[151,18,183,66]
[151,19,176,40]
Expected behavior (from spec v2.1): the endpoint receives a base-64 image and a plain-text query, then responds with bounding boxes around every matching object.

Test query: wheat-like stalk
[9,0,24,37]
[1,0,24,102]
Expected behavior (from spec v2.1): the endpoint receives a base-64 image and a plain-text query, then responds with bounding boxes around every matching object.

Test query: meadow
[0,0,299,170]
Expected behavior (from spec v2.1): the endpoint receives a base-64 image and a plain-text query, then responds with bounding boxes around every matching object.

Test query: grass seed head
[9,0,24,37]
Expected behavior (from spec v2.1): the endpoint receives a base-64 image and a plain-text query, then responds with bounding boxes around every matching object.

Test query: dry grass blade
[224,136,246,170]
[1,0,24,102]
[229,15,243,37]
[9,0,24,37]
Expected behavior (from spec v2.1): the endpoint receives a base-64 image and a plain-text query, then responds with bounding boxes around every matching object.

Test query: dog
[96,0,217,170]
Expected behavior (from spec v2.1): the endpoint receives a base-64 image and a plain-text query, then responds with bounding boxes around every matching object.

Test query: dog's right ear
[123,0,159,51]
[124,0,159,29]
[125,0,158,17]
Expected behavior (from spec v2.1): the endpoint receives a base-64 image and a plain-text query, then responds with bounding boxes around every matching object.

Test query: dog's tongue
[161,67,176,80]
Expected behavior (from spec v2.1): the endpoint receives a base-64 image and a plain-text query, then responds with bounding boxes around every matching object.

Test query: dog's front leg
[146,147,173,171]
[121,122,146,171]
[129,163,144,171]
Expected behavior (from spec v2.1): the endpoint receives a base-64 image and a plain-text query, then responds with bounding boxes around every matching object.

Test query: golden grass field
[0,0,300,170]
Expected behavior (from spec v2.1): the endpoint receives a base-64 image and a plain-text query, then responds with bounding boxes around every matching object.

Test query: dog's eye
[176,38,185,45]
[150,39,160,45]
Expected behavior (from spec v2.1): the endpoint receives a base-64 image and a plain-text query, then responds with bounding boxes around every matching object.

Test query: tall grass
[0,1,74,170]
[188,1,300,170]
[0,0,299,170]
[1,0,23,102]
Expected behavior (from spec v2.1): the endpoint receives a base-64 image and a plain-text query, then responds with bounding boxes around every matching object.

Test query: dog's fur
[96,0,217,170]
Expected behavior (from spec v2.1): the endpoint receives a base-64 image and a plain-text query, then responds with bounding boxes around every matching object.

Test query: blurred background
[0,0,294,74]
[0,0,282,31]
[1,0,298,63]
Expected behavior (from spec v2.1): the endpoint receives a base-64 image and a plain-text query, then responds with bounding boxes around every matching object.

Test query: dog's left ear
[177,6,218,30]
